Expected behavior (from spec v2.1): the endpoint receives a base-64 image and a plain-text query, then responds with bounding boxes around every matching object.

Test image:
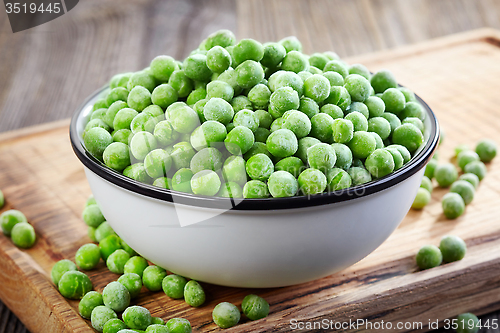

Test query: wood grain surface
[1,29,500,333]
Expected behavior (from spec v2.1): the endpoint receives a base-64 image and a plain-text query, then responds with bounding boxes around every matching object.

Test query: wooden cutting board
[1,28,500,333]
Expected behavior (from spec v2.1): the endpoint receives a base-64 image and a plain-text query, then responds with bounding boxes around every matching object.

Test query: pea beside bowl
[70,87,439,288]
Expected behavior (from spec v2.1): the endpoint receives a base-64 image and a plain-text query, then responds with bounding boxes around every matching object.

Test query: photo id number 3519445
[5,2,61,14]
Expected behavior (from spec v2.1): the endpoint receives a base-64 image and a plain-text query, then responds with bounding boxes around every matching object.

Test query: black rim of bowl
[70,87,439,211]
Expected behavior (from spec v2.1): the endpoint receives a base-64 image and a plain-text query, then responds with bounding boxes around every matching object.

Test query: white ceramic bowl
[71,88,439,288]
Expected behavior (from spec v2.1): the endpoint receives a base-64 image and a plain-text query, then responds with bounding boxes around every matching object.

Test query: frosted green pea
[299,97,320,119]
[123,306,152,330]
[243,180,270,198]
[326,168,352,191]
[236,60,265,89]
[206,80,234,101]
[345,111,368,132]
[113,73,133,89]
[234,109,259,132]
[370,69,397,93]
[266,129,298,158]
[346,102,369,119]
[370,132,384,149]
[402,117,424,133]
[348,131,377,159]
[204,98,234,125]
[193,99,208,122]
[225,126,255,155]
[309,113,334,143]
[151,84,178,109]
[127,71,156,93]
[331,143,353,170]
[217,68,241,95]
[230,96,252,113]
[206,46,231,73]
[309,53,329,71]
[398,87,416,102]
[392,123,424,153]
[475,139,497,162]
[130,113,157,134]
[352,158,364,168]
[222,155,247,186]
[75,243,101,270]
[323,86,351,111]
[246,154,274,181]
[146,324,169,333]
[457,150,480,170]
[84,127,113,161]
[244,142,273,160]
[51,259,77,286]
[112,129,132,145]
[204,29,236,49]
[303,74,330,103]
[127,86,152,112]
[94,98,109,111]
[166,318,192,333]
[381,88,405,114]
[281,110,311,139]
[123,256,149,278]
[241,294,270,321]
[1,209,27,236]
[191,170,221,196]
[298,168,327,195]
[275,157,305,178]
[79,291,103,319]
[268,171,298,197]
[113,108,138,131]
[123,163,151,183]
[332,118,354,144]
[364,96,385,118]
[348,63,371,80]
[106,249,130,274]
[144,149,172,178]
[58,271,92,300]
[103,318,127,333]
[168,70,194,98]
[10,222,35,249]
[368,117,391,140]
[322,71,344,87]
[348,166,372,185]
[459,173,480,189]
[118,273,142,299]
[323,60,348,78]
[385,147,404,170]
[298,70,313,81]
[279,36,302,52]
[103,142,130,172]
[166,102,200,134]
[387,144,411,164]
[320,104,343,119]
[270,117,284,132]
[434,163,458,187]
[142,266,167,292]
[91,108,108,122]
[99,234,123,261]
[103,101,128,128]
[442,193,465,219]
[308,65,322,74]
[106,87,129,107]
[254,110,273,129]
[261,42,286,68]
[295,137,321,163]
[182,54,212,82]
[153,121,178,147]
[212,302,240,329]
[415,245,442,269]
[365,149,395,178]
[381,113,401,135]
[269,71,304,95]
[218,182,243,198]
[412,187,431,209]
[151,317,165,326]
[82,204,105,228]
[307,143,336,173]
[186,88,206,106]
[130,131,157,160]
[184,280,205,307]
[344,74,371,102]
[440,235,466,262]
[91,306,117,333]
[401,102,425,121]
[248,84,271,108]
[150,55,178,82]
[120,239,137,257]
[463,161,487,181]
[103,281,130,312]
[190,121,226,151]
[450,180,475,205]
[233,39,264,65]
[190,148,223,173]
[456,313,479,333]
[281,51,309,73]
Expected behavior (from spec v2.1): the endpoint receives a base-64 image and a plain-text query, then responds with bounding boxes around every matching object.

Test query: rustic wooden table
[1,0,500,332]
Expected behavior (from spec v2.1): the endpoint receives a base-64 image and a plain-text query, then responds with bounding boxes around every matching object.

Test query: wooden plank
[1,29,500,332]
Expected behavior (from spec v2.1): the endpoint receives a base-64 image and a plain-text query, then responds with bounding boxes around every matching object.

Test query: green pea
[279,36,302,52]
[308,53,329,71]
[269,71,304,96]
[345,111,368,132]
[91,306,117,333]
[440,235,466,262]
[51,259,77,286]
[130,131,158,160]
[143,149,172,178]
[370,69,397,93]
[401,102,425,121]
[392,123,424,153]
[103,281,131,312]
[310,113,334,143]
[0,189,4,209]
[241,294,270,321]
[182,54,212,82]
[204,29,236,49]
[323,60,349,78]
[398,87,416,102]
[127,86,152,112]
[171,168,194,193]
[441,193,465,219]
[326,168,352,191]
[320,104,343,119]
[248,84,271,108]
[99,234,123,261]
[154,121,178,147]
[303,74,330,103]
[434,163,458,188]
[450,180,475,205]
[381,88,405,114]
[1,210,27,236]
[268,171,298,197]
[298,168,327,195]
[124,256,149,278]
[222,156,247,186]
[235,60,265,89]
[166,318,192,333]
[58,270,92,300]
[269,87,300,119]
[212,302,240,329]
[261,43,286,68]
[365,149,395,178]
[151,317,165,325]
[282,110,311,139]
[203,98,234,125]
[295,137,321,163]
[415,245,442,269]
[76,243,101,270]
[323,71,344,87]
[107,249,131,274]
[218,182,243,198]
[118,273,143,299]
[266,129,298,158]
[233,109,259,132]
[364,96,385,118]
[191,170,222,196]
[166,102,200,134]
[459,173,480,189]
[162,274,187,299]
[113,108,138,131]
[348,166,372,185]
[402,117,424,133]
[84,127,113,161]
[412,188,431,209]
[103,142,131,172]
[348,63,371,80]
[168,70,194,98]
[246,153,274,181]
[275,157,305,178]
[150,55,178,82]
[344,74,371,102]
[93,98,109,111]
[381,113,401,135]
[106,87,129,107]
[127,71,156,93]
[146,324,169,333]
[123,163,151,183]
[307,143,336,173]
[281,50,309,73]
[122,306,152,330]
[368,117,391,140]
[105,101,127,128]
[463,161,487,180]
[206,46,232,74]
[475,139,497,163]
[103,318,127,333]
[243,180,270,198]
[82,205,105,228]
[253,110,273,130]
[225,126,255,155]
[142,265,167,292]
[184,280,205,307]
